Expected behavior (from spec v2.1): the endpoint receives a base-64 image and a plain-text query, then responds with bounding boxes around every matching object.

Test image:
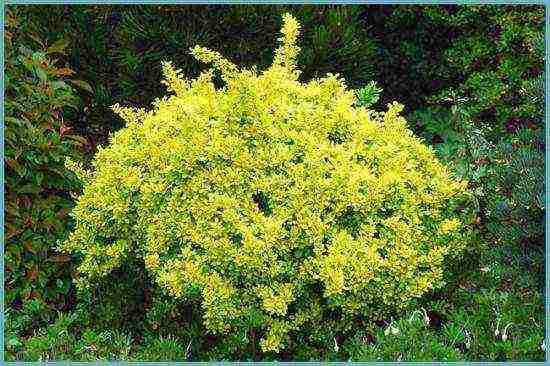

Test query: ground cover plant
[5,4,545,362]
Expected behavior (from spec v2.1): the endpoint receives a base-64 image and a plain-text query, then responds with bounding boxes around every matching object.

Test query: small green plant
[355,81,383,108]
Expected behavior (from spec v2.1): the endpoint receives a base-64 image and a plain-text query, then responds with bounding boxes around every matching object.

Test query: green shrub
[61,14,474,355]
[4,7,88,355]
[402,5,544,250]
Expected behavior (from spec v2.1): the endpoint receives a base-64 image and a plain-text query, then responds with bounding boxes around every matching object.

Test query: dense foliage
[61,15,473,354]
[5,4,545,362]
[4,8,90,349]
[19,5,378,141]
[399,6,544,251]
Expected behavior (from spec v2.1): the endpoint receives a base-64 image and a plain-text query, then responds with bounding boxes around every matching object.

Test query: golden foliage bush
[61,14,474,353]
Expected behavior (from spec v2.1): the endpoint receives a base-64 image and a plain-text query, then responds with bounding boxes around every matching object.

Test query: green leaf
[46,38,70,55]
[68,79,93,93]
[35,67,48,83]
[7,336,23,349]
[18,184,41,195]
[51,80,69,90]
[65,134,88,145]
[355,81,383,108]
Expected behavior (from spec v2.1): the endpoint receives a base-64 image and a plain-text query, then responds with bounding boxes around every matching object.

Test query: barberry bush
[61,14,474,354]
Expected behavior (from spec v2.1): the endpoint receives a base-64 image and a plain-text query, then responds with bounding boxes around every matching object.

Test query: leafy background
[4,4,545,361]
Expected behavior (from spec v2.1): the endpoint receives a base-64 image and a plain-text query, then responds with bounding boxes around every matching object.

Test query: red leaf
[55,67,75,77]
[24,216,34,227]
[27,267,38,281]
[23,241,36,254]
[60,125,73,136]
[19,196,33,209]
[5,227,23,241]
[57,208,69,219]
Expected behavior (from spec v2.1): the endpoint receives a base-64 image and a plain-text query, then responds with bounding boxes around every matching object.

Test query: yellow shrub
[61,14,474,353]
